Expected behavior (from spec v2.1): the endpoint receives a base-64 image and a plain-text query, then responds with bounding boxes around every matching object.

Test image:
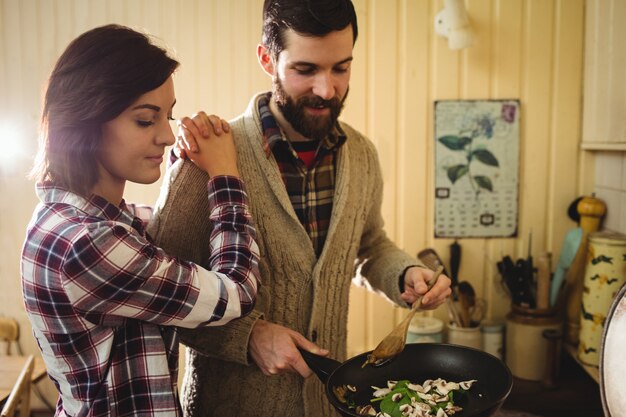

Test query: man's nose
[312,73,335,101]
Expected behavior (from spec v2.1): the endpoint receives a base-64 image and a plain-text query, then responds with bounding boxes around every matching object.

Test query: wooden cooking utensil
[535,252,552,310]
[457,281,475,327]
[362,266,444,367]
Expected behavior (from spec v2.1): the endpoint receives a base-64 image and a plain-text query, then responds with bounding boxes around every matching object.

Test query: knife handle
[450,240,461,287]
[536,252,552,309]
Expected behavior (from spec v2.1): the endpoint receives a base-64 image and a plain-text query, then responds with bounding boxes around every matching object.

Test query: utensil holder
[542,328,563,389]
[506,306,562,381]
[482,321,504,359]
[446,322,482,350]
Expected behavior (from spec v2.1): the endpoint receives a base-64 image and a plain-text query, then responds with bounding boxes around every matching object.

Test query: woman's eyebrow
[132,104,161,112]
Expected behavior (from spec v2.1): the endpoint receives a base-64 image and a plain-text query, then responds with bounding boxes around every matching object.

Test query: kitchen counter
[564,343,599,384]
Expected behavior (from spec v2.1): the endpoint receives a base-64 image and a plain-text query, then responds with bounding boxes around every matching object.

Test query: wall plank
[1,0,586,394]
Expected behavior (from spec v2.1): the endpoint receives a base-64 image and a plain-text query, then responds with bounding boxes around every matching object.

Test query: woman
[21,24,259,416]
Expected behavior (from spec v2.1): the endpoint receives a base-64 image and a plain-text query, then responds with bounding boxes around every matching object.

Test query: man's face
[271,26,353,140]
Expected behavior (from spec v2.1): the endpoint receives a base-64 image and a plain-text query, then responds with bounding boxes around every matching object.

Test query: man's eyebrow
[292,57,354,67]
[132,104,161,112]
[335,57,354,65]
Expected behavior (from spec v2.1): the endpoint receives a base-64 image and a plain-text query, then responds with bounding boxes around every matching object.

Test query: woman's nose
[158,120,176,146]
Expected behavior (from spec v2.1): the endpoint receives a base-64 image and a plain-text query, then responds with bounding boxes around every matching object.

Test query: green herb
[365,378,475,417]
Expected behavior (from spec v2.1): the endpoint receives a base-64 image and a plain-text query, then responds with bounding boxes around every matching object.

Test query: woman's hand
[176,112,239,177]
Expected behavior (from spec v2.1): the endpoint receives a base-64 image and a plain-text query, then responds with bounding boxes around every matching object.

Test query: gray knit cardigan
[148,93,420,417]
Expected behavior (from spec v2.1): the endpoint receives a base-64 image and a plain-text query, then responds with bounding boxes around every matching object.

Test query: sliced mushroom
[356,405,377,416]
[414,402,431,413]
[372,387,391,397]
[416,391,433,401]
[399,404,413,415]
[434,394,450,403]
[332,385,348,404]
[407,383,424,393]
[459,379,477,390]
[392,392,403,402]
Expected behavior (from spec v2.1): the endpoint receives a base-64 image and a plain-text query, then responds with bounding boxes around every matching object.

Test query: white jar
[447,322,482,350]
[481,322,504,359]
[407,316,444,344]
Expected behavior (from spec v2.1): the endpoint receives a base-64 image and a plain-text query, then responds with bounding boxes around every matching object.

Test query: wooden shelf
[581,142,626,151]
[564,343,599,384]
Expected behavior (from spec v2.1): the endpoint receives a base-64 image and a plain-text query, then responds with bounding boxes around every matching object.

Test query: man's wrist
[398,265,423,293]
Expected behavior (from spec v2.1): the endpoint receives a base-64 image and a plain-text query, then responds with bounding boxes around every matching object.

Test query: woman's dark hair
[32,24,179,196]
[262,0,358,58]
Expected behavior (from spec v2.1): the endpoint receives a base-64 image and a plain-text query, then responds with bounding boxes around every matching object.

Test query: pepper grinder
[564,194,606,345]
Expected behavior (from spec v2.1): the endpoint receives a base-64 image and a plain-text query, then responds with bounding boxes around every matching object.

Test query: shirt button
[311,330,318,342]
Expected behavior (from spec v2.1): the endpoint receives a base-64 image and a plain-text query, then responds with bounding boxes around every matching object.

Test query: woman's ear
[256,44,275,77]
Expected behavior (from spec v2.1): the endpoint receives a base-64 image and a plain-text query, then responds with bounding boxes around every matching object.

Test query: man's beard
[272,77,348,141]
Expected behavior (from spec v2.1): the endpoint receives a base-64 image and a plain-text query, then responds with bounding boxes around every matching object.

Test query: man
[148,1,451,416]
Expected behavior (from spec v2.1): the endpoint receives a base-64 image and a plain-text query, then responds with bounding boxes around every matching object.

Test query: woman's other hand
[176,112,238,177]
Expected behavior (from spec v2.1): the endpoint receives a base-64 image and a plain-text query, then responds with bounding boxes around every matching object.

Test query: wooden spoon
[362,266,444,367]
[457,281,475,327]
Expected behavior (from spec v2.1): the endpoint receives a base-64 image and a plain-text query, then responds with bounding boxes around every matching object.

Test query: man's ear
[257,43,275,76]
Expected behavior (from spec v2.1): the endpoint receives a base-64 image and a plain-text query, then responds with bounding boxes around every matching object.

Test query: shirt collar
[36,182,137,227]
[258,93,347,158]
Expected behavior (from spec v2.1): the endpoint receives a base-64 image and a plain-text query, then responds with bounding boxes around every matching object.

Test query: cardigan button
[311,330,318,342]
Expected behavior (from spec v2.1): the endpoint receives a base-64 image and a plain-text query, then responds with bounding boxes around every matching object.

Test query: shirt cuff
[206,176,248,210]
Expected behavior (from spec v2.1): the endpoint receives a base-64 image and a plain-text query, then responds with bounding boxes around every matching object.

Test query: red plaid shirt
[258,94,346,256]
[21,176,259,417]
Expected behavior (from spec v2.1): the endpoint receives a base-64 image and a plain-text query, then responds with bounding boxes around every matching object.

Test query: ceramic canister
[407,316,444,344]
[578,231,626,366]
[505,306,561,381]
[481,321,504,359]
[447,322,482,350]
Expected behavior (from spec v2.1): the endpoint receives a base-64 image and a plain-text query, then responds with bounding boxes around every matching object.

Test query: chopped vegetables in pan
[335,378,477,417]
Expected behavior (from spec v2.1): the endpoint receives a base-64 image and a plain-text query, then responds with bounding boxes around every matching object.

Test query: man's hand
[401,267,451,309]
[249,319,329,378]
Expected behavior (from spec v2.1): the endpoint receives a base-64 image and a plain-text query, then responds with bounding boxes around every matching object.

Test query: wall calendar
[434,99,520,238]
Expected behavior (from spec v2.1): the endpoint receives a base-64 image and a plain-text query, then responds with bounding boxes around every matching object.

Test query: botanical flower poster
[434,99,520,238]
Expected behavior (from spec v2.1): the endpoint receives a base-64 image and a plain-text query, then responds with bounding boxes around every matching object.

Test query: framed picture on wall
[434,99,520,238]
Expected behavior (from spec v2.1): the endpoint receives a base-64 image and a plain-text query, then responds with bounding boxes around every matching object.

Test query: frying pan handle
[298,348,341,384]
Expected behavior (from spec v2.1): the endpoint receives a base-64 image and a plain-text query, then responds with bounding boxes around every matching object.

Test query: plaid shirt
[21,176,259,417]
[258,94,346,256]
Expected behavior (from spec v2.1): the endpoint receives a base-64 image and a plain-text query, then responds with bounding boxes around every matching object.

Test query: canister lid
[589,231,626,245]
[481,321,504,333]
[409,316,443,334]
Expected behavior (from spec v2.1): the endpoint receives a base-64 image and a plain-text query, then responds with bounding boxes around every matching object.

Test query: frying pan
[300,343,512,417]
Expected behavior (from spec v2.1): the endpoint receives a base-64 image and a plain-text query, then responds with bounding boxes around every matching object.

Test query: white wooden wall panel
[583,0,626,145]
[1,0,587,405]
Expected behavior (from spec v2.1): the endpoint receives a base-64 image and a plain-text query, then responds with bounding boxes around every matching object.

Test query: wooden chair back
[0,318,19,355]
[1,355,34,417]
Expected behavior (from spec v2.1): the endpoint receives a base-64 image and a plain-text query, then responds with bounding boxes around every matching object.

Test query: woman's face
[95,77,176,201]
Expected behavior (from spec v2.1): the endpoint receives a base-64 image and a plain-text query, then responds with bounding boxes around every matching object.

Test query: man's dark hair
[262,0,358,57]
